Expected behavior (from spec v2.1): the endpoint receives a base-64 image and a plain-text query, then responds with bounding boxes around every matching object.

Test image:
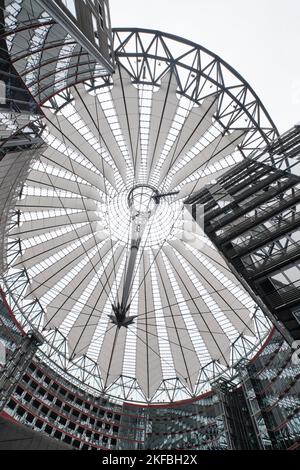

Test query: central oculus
[127,184,160,215]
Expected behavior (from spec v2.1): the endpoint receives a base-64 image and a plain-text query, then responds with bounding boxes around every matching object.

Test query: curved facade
[1,290,300,450]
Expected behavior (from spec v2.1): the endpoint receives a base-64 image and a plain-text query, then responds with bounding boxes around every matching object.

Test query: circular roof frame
[1,29,277,404]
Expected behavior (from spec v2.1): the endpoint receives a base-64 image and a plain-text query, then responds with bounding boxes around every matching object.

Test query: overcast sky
[110,0,300,134]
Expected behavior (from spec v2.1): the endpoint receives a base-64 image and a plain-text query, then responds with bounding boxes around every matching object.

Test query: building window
[92,13,99,46]
[61,0,77,19]
[0,80,5,104]
[293,310,300,326]
[98,3,104,29]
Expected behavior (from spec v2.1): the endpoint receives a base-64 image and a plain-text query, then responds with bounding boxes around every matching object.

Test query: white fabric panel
[10,211,99,238]
[158,95,218,185]
[72,83,128,184]
[168,130,245,190]
[179,233,245,286]
[155,250,201,389]
[100,327,127,388]
[169,239,255,336]
[41,150,106,196]
[26,167,100,200]
[15,222,97,269]
[172,95,218,164]
[146,72,178,180]
[45,240,114,328]
[68,245,125,358]
[175,166,230,200]
[111,67,140,175]
[136,252,163,399]
[17,195,97,212]
[162,245,231,365]
[27,237,96,298]
[43,108,116,189]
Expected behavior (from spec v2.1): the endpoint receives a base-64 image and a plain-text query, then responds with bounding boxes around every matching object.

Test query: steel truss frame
[187,126,300,343]
[0,0,114,105]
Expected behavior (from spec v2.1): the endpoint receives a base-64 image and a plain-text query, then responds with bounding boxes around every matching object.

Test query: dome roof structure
[2,29,276,403]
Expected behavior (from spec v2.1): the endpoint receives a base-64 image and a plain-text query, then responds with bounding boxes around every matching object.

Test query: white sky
[110,0,300,133]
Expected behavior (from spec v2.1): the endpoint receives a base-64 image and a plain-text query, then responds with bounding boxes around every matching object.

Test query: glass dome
[2,29,275,403]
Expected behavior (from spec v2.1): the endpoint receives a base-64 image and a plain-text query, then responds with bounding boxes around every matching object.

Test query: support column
[238,363,271,449]
[213,379,264,450]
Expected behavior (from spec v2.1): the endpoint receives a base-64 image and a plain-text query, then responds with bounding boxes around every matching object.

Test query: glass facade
[246,332,300,450]
[186,126,300,343]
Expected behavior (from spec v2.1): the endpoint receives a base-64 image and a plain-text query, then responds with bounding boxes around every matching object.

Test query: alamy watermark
[179,203,205,246]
